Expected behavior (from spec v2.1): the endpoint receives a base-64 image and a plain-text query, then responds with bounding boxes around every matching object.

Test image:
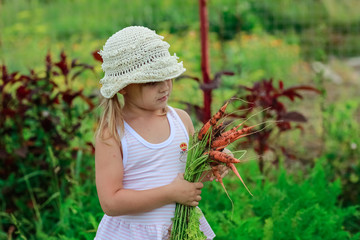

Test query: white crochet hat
[99,26,186,98]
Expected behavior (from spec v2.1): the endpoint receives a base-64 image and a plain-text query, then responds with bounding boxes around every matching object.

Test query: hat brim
[100,63,186,98]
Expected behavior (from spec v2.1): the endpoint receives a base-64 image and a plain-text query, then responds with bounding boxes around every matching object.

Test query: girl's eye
[144,82,159,86]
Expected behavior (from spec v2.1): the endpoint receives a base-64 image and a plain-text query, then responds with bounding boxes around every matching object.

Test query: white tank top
[118,106,188,224]
[95,106,215,240]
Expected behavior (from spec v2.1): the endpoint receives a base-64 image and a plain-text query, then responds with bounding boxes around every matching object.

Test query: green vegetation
[201,159,360,240]
[1,0,360,71]
[1,0,359,239]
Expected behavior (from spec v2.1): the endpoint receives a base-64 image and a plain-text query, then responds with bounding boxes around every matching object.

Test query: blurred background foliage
[0,0,359,239]
[1,0,360,72]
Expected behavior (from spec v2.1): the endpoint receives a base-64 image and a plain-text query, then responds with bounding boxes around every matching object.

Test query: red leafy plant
[0,51,96,235]
[231,78,320,173]
[176,70,234,124]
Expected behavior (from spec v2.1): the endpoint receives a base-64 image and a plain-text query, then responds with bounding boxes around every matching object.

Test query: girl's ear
[119,89,126,95]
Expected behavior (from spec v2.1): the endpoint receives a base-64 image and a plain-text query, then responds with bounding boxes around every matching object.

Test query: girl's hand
[202,164,229,182]
[202,148,232,182]
[170,173,203,207]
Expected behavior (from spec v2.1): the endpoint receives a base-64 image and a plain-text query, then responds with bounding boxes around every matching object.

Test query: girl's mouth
[158,95,168,102]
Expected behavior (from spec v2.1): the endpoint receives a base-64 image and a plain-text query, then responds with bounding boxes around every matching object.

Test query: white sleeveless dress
[95,106,215,240]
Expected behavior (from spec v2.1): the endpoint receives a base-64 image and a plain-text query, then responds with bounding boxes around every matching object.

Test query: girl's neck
[122,104,166,121]
[122,104,170,144]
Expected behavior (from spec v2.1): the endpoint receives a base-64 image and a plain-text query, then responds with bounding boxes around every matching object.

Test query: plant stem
[199,0,212,123]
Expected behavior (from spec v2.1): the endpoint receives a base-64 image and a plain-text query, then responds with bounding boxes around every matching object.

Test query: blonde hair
[96,94,124,145]
[96,87,171,145]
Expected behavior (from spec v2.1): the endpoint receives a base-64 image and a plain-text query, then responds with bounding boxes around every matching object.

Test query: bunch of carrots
[170,100,256,240]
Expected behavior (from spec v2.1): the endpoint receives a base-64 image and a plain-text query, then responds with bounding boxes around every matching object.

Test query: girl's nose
[160,79,171,92]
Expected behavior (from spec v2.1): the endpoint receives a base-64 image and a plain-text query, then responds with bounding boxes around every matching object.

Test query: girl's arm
[95,128,203,217]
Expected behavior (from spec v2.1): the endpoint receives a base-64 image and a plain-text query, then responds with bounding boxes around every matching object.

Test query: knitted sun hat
[99,26,186,98]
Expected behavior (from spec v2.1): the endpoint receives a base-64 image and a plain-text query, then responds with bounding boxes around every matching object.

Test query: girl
[94,26,216,240]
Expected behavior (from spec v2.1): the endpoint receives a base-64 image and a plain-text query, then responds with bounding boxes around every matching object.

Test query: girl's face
[122,79,173,112]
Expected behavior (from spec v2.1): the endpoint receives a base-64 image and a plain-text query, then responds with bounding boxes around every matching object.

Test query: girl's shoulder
[171,107,195,136]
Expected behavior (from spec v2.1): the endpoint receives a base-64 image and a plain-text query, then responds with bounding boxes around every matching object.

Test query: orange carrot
[220,121,245,139]
[198,101,229,140]
[226,163,253,196]
[211,164,234,207]
[211,125,256,150]
[210,138,231,151]
[206,150,241,163]
[209,101,229,126]
[211,165,228,194]
[197,121,211,141]
[220,125,256,139]
[212,122,224,138]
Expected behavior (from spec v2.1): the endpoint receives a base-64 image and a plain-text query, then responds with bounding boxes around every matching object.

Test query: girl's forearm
[102,184,175,216]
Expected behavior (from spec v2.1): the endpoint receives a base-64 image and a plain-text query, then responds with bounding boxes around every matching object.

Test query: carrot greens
[170,100,256,239]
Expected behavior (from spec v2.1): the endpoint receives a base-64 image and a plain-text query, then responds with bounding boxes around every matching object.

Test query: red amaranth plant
[174,0,235,124]
[0,50,96,233]
[231,78,320,173]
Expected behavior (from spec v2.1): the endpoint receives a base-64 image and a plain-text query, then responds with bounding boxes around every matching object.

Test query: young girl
[94,26,216,240]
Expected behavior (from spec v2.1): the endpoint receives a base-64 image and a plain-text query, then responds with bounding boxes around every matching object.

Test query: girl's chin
[159,101,168,108]
[149,101,168,111]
